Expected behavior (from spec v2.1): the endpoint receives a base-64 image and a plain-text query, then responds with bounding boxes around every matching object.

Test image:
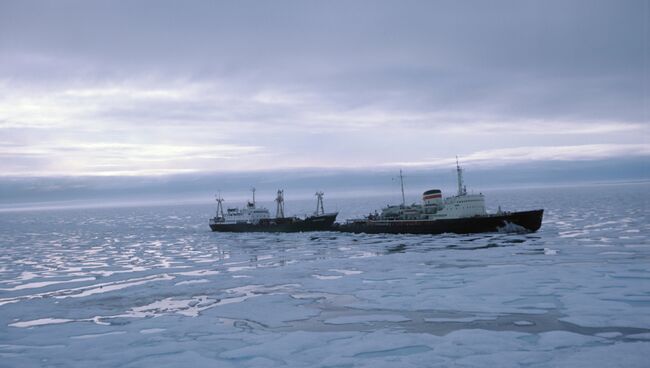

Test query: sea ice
[9,318,74,328]
[0,184,648,367]
[324,315,412,325]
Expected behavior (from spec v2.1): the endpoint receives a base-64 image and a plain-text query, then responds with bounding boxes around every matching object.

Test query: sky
[0,0,648,181]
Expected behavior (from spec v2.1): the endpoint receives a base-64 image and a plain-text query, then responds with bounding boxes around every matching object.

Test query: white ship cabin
[423,160,487,219]
[223,201,270,224]
[377,161,487,221]
[438,193,486,219]
[211,188,272,224]
[378,190,486,221]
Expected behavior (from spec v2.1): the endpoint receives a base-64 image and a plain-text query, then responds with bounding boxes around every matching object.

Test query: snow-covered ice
[0,183,649,367]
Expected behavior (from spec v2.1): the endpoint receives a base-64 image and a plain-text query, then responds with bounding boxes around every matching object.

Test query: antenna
[456,156,466,196]
[315,191,325,216]
[400,169,406,207]
[275,189,285,218]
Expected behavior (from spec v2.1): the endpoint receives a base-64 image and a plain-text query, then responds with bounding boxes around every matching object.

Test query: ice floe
[0,184,648,366]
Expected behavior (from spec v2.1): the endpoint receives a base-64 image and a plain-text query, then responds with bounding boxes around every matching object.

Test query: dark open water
[1,183,649,367]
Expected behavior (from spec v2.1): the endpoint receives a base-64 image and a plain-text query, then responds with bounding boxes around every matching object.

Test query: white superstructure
[223,204,270,224]
[211,188,271,225]
[375,159,487,221]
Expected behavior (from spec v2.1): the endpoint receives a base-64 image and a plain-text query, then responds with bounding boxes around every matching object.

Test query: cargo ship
[337,160,543,235]
[209,189,338,232]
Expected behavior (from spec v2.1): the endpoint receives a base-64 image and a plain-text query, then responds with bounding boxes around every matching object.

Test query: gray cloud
[0,0,648,176]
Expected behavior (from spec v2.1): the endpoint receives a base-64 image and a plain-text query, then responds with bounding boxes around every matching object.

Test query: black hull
[337,209,544,235]
[210,213,338,233]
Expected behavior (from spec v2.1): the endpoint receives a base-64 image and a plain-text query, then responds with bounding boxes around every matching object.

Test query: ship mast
[456,156,466,196]
[315,191,325,216]
[251,187,256,208]
[399,169,406,207]
[275,189,285,218]
[215,192,225,219]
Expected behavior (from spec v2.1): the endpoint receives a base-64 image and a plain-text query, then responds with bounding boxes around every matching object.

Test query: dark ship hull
[210,213,338,233]
[337,209,543,235]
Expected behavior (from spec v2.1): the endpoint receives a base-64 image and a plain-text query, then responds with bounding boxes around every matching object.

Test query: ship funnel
[422,189,442,206]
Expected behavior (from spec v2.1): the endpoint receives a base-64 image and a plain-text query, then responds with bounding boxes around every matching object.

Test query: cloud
[386,144,650,168]
[0,77,648,176]
[0,0,647,176]
[0,141,263,176]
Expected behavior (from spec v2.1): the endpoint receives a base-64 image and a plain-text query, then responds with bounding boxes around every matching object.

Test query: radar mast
[456,156,467,196]
[275,189,285,218]
[399,169,406,207]
[315,191,325,216]
[215,192,225,219]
